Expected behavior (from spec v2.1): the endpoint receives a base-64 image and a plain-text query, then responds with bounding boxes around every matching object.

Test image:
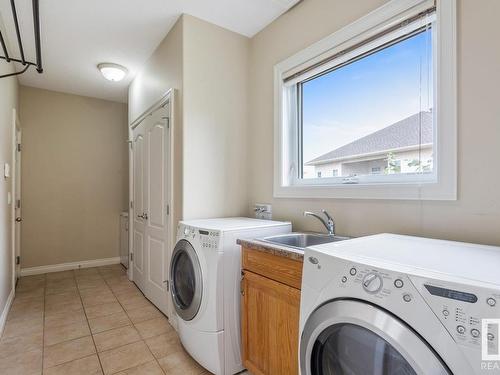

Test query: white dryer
[170,217,291,375]
[300,234,500,375]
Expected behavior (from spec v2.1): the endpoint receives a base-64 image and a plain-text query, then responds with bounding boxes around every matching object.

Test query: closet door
[143,105,170,315]
[132,123,146,292]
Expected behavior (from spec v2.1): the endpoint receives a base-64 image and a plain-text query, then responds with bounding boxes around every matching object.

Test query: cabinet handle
[240,272,245,296]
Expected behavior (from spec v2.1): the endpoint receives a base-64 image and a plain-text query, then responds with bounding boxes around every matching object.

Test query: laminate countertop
[237,238,304,262]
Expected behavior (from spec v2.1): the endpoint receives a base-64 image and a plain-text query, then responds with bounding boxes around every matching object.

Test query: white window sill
[274,181,456,200]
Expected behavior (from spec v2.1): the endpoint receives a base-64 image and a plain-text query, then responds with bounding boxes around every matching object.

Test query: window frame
[273,0,456,200]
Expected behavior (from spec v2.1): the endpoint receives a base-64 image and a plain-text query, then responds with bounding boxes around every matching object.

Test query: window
[301,29,433,181]
[274,0,456,200]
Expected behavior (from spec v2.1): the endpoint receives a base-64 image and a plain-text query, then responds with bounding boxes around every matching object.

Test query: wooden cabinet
[241,246,303,375]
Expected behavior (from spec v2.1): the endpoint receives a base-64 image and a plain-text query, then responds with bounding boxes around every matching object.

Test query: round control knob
[349,268,357,276]
[341,276,347,283]
[442,309,450,317]
[362,273,383,294]
[394,279,404,288]
[471,328,480,338]
[456,325,466,335]
[488,333,495,341]
[487,297,496,307]
[403,293,412,303]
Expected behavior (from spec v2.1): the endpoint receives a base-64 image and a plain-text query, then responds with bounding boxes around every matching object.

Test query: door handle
[137,213,148,220]
[15,217,22,222]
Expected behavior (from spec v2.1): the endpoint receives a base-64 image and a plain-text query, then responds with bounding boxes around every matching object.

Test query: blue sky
[302,29,433,164]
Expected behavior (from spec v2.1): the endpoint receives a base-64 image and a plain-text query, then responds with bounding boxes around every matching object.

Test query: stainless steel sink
[262,232,350,250]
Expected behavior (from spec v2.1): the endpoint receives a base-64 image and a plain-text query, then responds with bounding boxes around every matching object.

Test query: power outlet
[254,204,272,220]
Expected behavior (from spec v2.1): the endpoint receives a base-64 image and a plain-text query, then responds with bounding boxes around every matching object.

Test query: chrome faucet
[304,210,335,235]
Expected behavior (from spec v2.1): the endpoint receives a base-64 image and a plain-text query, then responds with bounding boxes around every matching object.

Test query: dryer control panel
[177,224,220,250]
[198,229,220,250]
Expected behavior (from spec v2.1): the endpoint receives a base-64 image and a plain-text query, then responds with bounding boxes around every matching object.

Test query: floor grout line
[74,269,106,375]
[101,266,169,375]
[41,273,47,373]
[9,267,190,375]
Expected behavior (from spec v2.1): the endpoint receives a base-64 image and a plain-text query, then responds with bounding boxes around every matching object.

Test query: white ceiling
[0,0,299,103]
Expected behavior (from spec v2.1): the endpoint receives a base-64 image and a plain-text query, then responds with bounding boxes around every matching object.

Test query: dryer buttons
[394,279,404,288]
[456,325,466,335]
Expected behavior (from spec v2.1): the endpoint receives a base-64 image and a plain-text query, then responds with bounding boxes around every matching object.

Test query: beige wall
[247,0,500,246]
[128,14,249,223]
[128,17,183,125]
[128,16,184,246]
[19,87,128,268]
[182,15,249,219]
[0,54,18,322]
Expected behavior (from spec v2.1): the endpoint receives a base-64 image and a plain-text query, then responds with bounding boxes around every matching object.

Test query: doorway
[130,91,174,317]
[11,109,22,286]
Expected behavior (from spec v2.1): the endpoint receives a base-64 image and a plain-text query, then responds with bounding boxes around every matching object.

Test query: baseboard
[0,287,15,337]
[20,257,121,276]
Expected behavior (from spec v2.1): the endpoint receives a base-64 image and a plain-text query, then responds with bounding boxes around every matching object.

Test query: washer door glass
[170,239,202,321]
[301,300,450,375]
[312,323,416,375]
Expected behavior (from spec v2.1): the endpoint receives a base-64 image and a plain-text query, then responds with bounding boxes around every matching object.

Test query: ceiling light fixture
[97,63,128,82]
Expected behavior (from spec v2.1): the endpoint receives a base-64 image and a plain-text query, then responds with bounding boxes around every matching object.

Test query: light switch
[4,163,10,178]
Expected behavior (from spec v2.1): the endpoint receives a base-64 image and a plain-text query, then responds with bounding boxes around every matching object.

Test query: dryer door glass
[173,251,195,308]
[311,323,415,375]
[170,239,203,321]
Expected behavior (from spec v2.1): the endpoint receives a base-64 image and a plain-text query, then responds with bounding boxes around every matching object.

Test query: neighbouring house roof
[306,111,433,166]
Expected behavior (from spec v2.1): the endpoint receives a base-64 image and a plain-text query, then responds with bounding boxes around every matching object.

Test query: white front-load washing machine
[170,217,291,375]
[300,234,500,375]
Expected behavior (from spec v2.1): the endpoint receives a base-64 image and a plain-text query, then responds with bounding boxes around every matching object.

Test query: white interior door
[143,105,170,314]
[14,126,21,282]
[131,101,171,316]
[132,124,146,292]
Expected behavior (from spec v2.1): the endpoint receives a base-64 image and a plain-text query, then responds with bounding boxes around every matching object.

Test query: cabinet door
[242,270,301,375]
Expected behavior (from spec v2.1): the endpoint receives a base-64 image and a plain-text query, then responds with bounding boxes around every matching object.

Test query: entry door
[14,128,22,281]
[132,123,146,292]
[143,105,170,314]
[132,104,171,316]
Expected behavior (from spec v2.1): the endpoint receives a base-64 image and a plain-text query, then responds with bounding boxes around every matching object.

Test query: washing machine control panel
[339,265,410,303]
[412,277,500,351]
[337,262,499,352]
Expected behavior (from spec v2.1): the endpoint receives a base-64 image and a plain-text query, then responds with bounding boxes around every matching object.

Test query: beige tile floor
[0,264,214,375]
